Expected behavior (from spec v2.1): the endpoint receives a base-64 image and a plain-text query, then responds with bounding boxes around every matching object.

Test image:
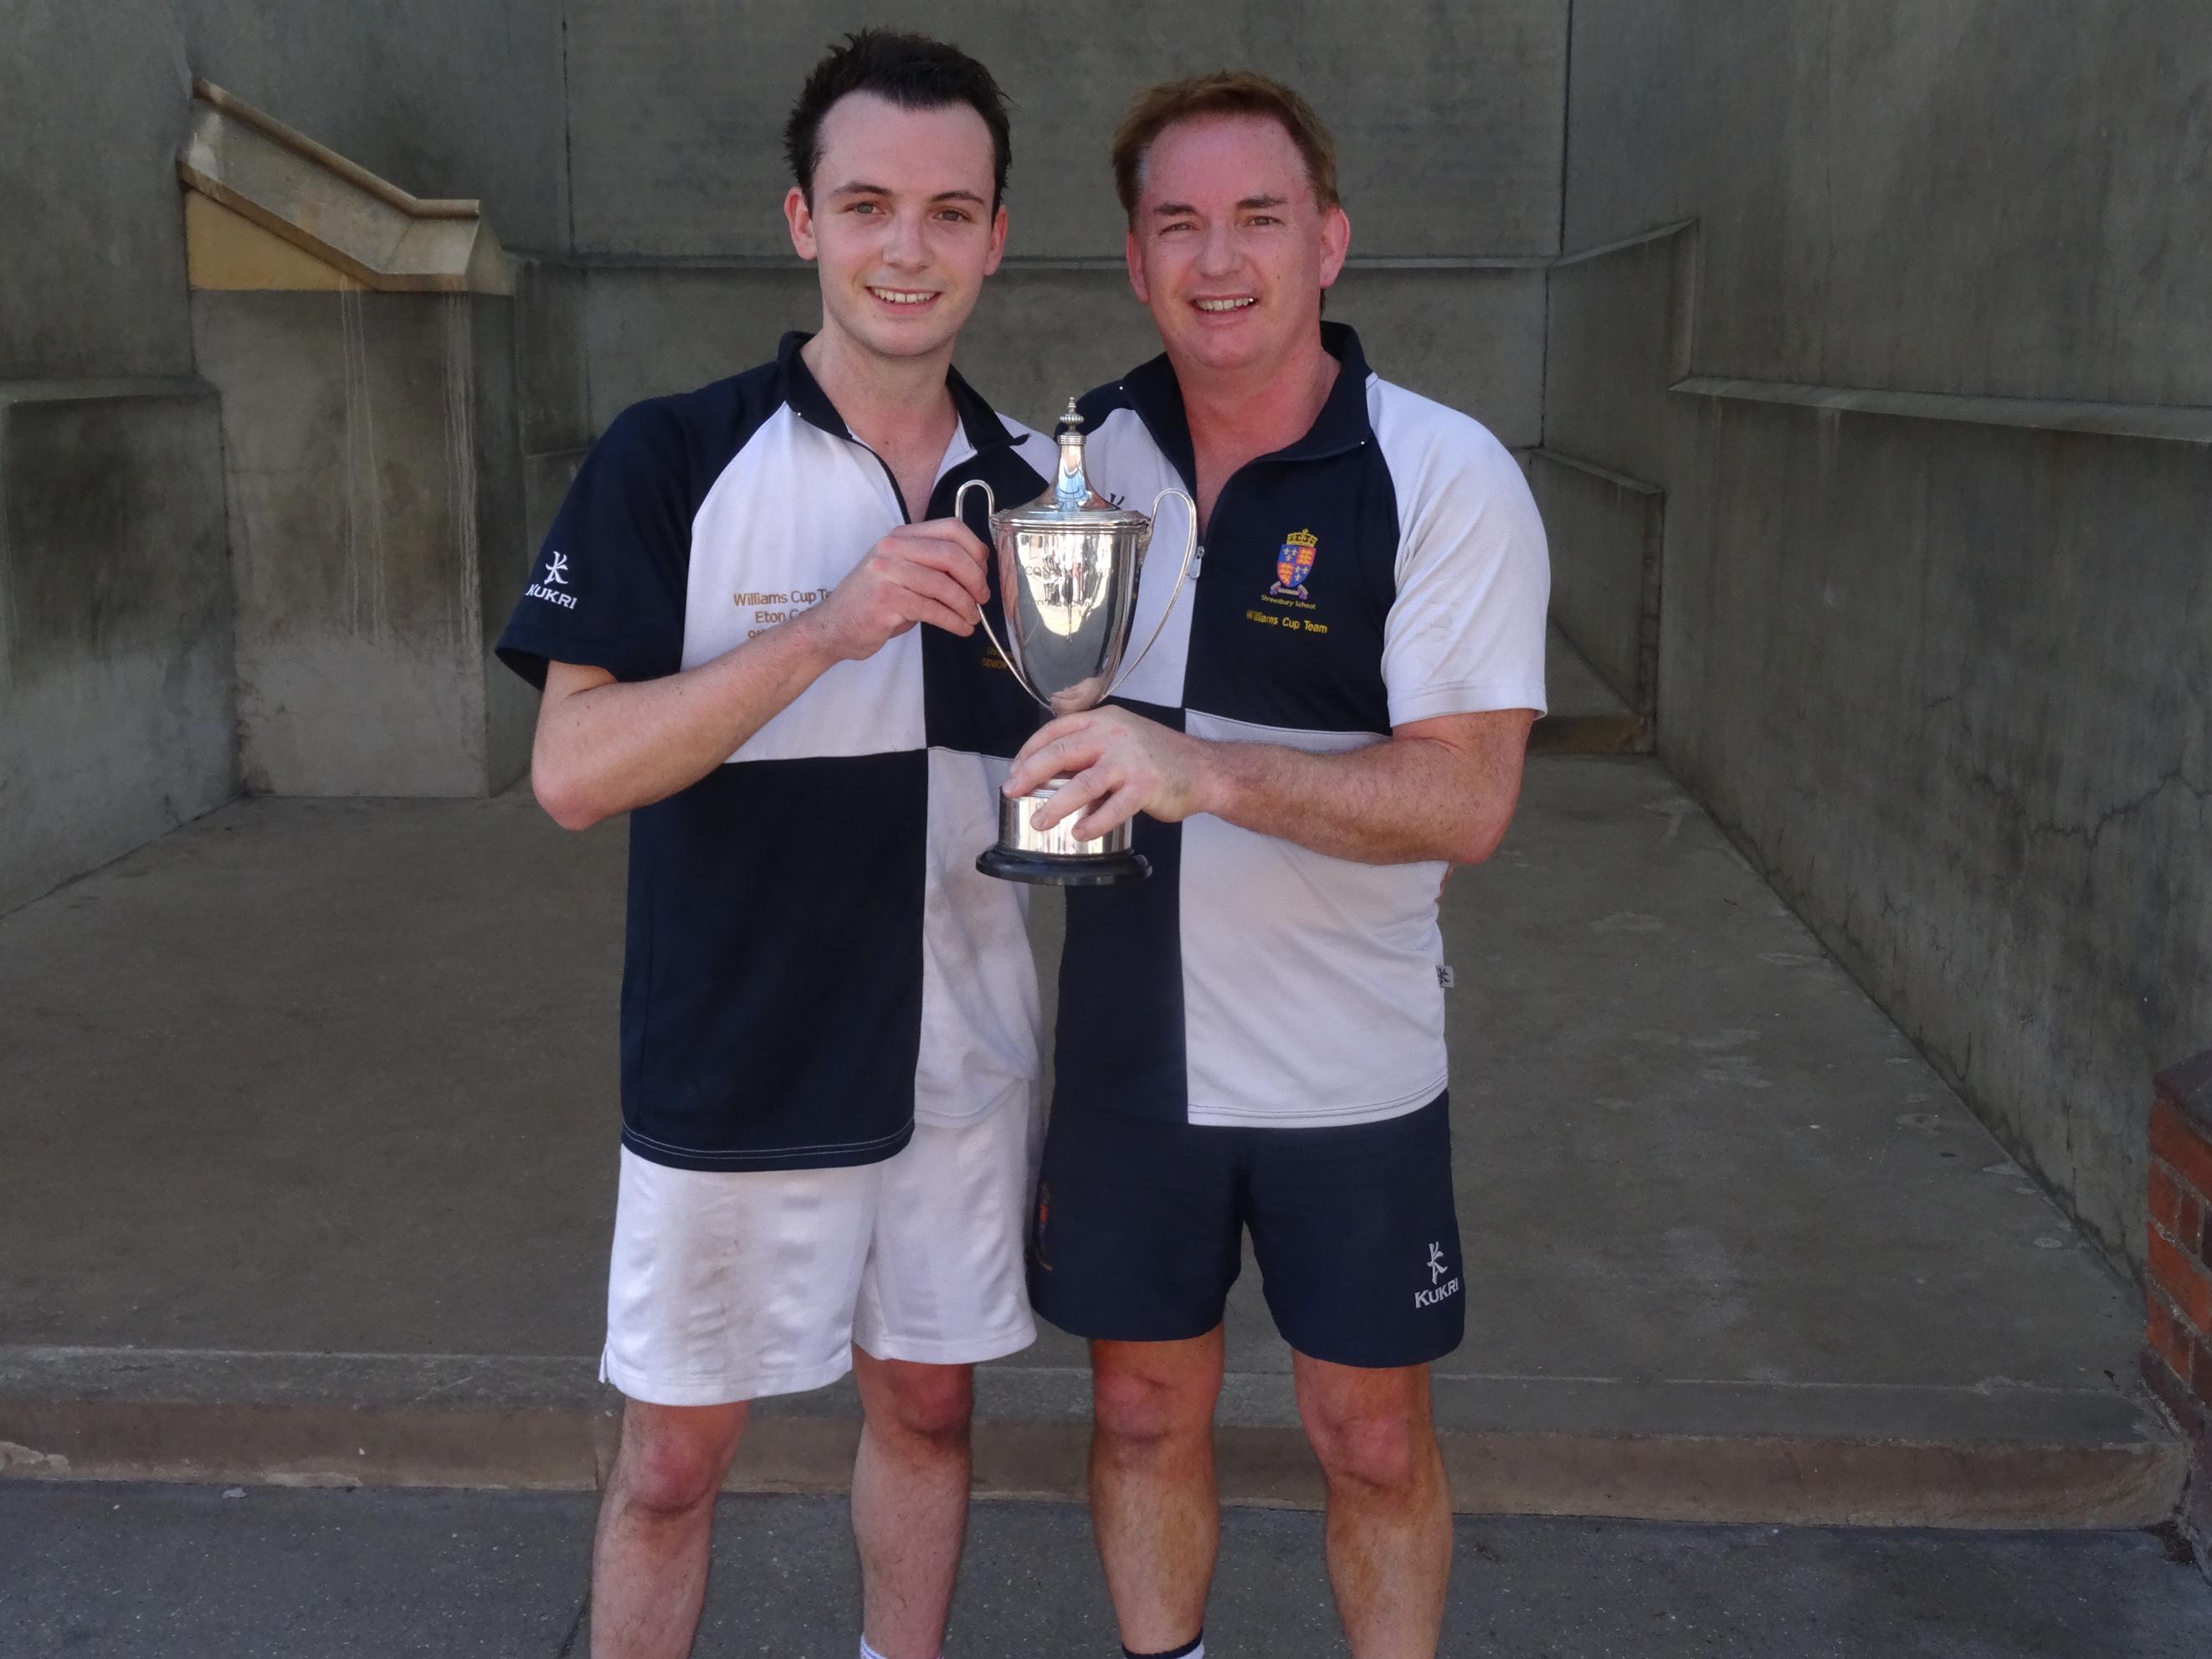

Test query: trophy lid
[996,399,1153,529]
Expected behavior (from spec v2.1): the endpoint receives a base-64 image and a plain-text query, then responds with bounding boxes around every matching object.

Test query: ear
[983,202,1008,277]
[1124,224,1150,306]
[1317,203,1350,290]
[784,185,818,261]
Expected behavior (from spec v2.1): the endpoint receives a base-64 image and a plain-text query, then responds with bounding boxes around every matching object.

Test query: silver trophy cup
[956,400,1196,885]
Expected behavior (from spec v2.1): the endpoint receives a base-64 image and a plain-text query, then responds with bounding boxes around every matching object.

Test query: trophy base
[977,845,1151,886]
[976,777,1152,886]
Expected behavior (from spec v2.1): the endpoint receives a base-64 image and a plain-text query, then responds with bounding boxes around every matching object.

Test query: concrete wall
[181,0,570,253]
[1564,0,2212,405]
[0,3,236,912]
[1548,0,2212,1269]
[563,0,1568,261]
[1537,227,1693,711]
[0,382,235,915]
[0,1,195,382]
[552,0,1566,449]
[193,291,532,796]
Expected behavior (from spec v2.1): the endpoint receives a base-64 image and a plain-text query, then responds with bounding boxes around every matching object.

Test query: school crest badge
[1269,529,1319,600]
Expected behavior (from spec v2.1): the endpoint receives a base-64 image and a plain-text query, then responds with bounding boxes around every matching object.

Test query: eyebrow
[1150,193,1291,216]
[829,182,990,206]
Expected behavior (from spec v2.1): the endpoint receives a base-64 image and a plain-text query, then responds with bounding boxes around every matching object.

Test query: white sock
[1123,1641,1204,1659]
[860,1641,942,1659]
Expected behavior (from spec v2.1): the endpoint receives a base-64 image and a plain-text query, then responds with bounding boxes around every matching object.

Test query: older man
[1009,72,1549,1659]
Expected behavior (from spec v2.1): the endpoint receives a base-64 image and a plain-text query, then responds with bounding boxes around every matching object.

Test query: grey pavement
[4,1482,2211,1658]
[0,758,2174,1520]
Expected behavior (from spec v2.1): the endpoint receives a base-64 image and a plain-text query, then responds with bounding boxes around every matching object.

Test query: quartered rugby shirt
[497,332,1053,1171]
[1058,323,1550,1131]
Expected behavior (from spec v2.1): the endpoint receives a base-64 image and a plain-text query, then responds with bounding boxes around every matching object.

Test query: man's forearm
[1198,733,1519,866]
[532,611,840,830]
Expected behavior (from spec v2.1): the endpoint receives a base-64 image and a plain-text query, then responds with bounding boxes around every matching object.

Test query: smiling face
[1124,113,1350,385]
[785,91,1008,365]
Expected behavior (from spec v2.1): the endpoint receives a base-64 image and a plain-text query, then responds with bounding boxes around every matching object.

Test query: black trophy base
[977,845,1152,886]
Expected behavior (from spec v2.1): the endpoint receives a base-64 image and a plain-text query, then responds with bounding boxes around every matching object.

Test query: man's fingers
[888,567,979,638]
[1011,713,1098,771]
[1069,783,1144,844]
[881,534,990,605]
[1029,764,1116,832]
[902,518,992,573]
[1008,736,1106,799]
[890,561,985,624]
[911,598,976,636]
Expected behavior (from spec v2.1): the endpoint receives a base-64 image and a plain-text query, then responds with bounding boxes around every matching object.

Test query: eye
[1160,220,1196,236]
[934,208,973,223]
[849,201,883,215]
[1247,214,1280,227]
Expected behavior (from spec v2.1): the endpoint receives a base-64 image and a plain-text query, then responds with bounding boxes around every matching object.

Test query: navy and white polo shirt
[1055,323,1549,1130]
[497,332,1055,1171]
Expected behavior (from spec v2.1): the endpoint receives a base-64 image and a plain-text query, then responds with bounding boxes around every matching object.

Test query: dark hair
[1111,70,1339,222]
[784,30,1013,209]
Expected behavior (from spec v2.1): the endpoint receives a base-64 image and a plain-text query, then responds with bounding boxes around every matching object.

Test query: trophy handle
[954,478,1050,710]
[1107,488,1198,699]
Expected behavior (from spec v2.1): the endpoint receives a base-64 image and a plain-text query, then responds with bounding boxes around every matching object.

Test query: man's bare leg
[1292,1353,1450,1659]
[1089,1330,1225,1653]
[590,1399,749,1659]
[851,1351,975,1658]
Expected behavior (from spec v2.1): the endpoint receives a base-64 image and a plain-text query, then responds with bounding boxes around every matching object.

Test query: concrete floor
[0,758,2173,1520]
[5,1483,2210,1658]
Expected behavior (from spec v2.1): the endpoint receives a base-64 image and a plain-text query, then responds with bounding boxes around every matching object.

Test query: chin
[1170,328,1270,376]
[837,306,967,362]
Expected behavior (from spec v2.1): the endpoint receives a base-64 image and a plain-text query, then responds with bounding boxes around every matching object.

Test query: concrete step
[0,764,2177,1529]
[0,1346,2179,1528]
[1532,621,1650,754]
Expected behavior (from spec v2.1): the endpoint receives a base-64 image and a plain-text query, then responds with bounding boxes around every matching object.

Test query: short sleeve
[495,402,694,690]
[1379,422,1551,727]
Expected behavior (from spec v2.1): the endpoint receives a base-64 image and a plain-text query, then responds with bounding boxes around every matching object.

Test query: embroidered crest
[1269,528,1319,600]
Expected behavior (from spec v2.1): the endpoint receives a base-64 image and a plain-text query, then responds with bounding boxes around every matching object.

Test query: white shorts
[602,1102,1038,1406]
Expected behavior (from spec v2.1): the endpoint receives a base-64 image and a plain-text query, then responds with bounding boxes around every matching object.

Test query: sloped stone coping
[177,80,511,295]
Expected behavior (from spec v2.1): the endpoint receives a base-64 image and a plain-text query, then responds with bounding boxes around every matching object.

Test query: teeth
[870,288,934,305]
[1195,298,1256,311]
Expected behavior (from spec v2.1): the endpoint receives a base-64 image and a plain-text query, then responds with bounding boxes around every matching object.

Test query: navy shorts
[1026,1092,1464,1369]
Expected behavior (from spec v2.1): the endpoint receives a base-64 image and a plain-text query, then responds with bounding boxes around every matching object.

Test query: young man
[495,33,1054,1659]
[1009,74,1550,1659]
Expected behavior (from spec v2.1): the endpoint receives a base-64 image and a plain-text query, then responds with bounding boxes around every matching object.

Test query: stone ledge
[0,377,213,408]
[1672,376,2212,445]
[0,1346,2180,1528]
[178,80,510,295]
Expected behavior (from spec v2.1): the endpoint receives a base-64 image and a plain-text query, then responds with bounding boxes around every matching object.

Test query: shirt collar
[776,331,1017,455]
[1116,321,1375,485]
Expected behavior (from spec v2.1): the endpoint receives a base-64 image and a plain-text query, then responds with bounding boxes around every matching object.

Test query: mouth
[1190,295,1258,315]
[868,286,940,310]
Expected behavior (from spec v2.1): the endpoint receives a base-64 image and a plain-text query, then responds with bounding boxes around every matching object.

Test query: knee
[613,1411,739,1518]
[870,1364,973,1451]
[1301,1402,1429,1495]
[1093,1364,1212,1451]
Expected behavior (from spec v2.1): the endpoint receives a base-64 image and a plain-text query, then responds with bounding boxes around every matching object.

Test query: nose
[1194,219,1239,280]
[884,208,929,271]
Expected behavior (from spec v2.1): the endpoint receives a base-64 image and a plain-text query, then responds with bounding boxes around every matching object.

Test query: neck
[1175,326,1340,460]
[801,322,956,445]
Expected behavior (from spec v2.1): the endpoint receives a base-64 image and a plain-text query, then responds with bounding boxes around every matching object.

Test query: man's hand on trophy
[801,521,991,660]
[1007,706,1210,842]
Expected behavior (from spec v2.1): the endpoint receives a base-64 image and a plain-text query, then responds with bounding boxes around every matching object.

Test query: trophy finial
[1052,396,1091,510]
